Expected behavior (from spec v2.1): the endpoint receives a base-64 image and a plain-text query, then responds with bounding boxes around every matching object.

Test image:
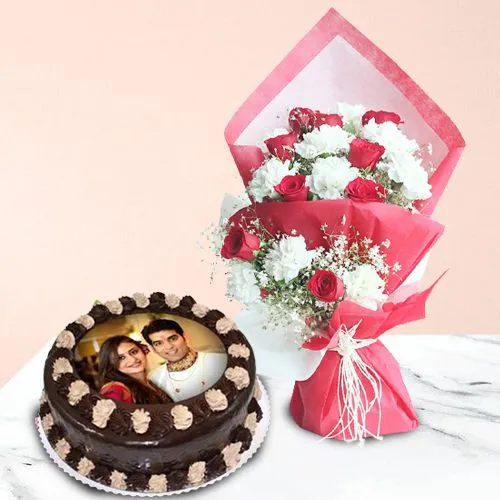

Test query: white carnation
[386,152,431,200]
[342,264,387,311]
[258,127,290,154]
[362,120,419,157]
[227,262,261,305]
[306,157,359,199]
[294,124,351,159]
[338,103,366,127]
[264,235,316,282]
[248,158,295,202]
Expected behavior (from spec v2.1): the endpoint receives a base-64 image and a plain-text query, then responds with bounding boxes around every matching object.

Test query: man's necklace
[167,352,206,395]
[166,349,198,372]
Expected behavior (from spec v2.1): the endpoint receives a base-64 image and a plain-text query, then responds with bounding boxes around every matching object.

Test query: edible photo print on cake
[75,313,228,404]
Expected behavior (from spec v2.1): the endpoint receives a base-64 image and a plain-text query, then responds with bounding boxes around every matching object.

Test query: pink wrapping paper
[290,279,441,439]
[225,8,465,215]
[230,199,444,294]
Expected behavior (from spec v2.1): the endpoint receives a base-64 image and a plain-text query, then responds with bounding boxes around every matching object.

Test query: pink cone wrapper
[224,8,465,215]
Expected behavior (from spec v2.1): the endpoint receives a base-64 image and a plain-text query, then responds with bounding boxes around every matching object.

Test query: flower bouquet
[250,105,432,211]
[213,8,464,441]
[226,9,464,217]
[212,199,443,440]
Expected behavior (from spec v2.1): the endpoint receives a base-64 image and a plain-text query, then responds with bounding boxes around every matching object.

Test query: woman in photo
[98,335,171,404]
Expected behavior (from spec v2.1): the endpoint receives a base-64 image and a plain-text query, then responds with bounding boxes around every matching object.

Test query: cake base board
[37,377,270,496]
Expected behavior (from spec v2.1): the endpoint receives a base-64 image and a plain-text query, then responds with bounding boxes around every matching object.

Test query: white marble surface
[1,335,500,499]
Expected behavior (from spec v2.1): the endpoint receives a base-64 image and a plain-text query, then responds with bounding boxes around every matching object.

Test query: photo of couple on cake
[75,317,227,405]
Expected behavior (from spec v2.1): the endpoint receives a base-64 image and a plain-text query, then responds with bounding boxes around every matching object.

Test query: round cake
[39,293,263,493]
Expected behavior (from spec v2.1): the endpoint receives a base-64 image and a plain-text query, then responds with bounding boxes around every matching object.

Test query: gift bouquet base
[289,341,419,441]
[37,378,270,496]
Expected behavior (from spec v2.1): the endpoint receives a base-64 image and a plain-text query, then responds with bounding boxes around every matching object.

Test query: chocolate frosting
[65,448,83,469]
[77,393,101,421]
[166,469,187,491]
[248,398,263,422]
[108,408,133,436]
[88,304,110,324]
[40,402,50,417]
[119,296,137,314]
[50,347,74,362]
[47,426,64,446]
[63,322,88,340]
[89,464,111,483]
[149,292,167,312]
[43,292,257,483]
[227,357,249,369]
[220,330,244,347]
[205,453,226,480]
[148,410,173,439]
[204,309,225,329]
[127,472,149,492]
[218,377,238,403]
[230,425,253,452]
[190,397,212,426]
[176,296,196,316]
[55,373,77,396]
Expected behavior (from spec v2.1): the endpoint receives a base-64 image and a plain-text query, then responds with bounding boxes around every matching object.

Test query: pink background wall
[0,0,495,387]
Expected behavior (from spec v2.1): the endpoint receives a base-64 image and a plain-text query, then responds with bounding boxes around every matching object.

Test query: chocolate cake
[39,293,262,493]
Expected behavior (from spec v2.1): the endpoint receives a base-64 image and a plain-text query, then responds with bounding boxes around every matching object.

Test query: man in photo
[142,318,226,402]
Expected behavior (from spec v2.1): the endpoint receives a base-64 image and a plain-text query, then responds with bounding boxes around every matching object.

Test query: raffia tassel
[322,321,383,442]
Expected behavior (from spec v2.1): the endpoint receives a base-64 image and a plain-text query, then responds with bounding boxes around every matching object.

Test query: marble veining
[1,336,500,499]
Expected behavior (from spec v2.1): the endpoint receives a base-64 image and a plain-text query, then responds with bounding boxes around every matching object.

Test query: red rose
[307,270,344,302]
[264,131,298,161]
[348,138,385,170]
[362,110,402,126]
[346,177,387,203]
[221,227,260,261]
[274,174,310,202]
[260,288,270,299]
[314,112,343,128]
[289,107,316,134]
